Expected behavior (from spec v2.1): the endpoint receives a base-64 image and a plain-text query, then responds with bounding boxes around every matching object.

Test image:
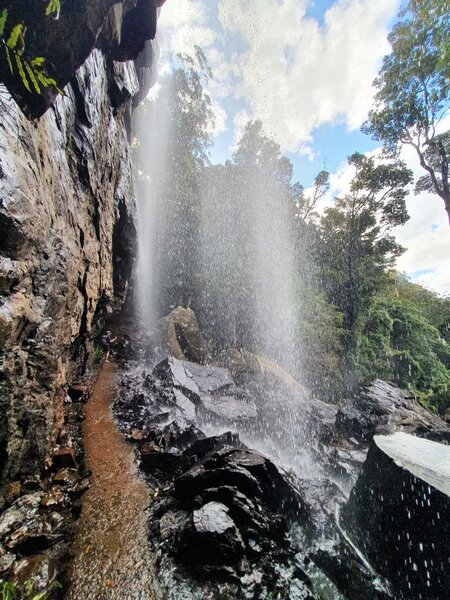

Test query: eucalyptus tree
[319,153,413,364]
[363,0,450,224]
[292,170,330,223]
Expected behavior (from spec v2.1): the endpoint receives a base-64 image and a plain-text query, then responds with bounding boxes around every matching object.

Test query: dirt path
[66,363,156,600]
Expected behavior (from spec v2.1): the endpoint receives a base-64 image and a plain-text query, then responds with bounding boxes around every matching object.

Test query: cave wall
[0,2,157,489]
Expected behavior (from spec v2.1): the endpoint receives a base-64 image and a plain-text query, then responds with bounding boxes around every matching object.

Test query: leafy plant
[45,0,61,19]
[0,6,63,96]
[0,579,62,600]
[93,345,104,363]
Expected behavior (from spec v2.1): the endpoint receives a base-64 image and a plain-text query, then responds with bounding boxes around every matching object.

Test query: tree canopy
[363,0,450,224]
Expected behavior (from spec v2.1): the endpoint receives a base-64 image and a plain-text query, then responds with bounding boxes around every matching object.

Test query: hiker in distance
[101,330,117,362]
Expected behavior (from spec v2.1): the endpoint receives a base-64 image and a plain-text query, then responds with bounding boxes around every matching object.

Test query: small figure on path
[101,330,117,362]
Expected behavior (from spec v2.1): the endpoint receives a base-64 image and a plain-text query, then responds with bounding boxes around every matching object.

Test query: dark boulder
[153,357,258,425]
[174,463,263,501]
[112,0,158,61]
[336,380,447,443]
[153,356,234,397]
[342,432,450,599]
[159,306,208,363]
[177,501,246,566]
[197,392,258,424]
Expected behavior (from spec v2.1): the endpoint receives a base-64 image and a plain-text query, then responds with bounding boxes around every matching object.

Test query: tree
[319,153,412,375]
[357,280,450,413]
[362,0,450,224]
[293,170,330,222]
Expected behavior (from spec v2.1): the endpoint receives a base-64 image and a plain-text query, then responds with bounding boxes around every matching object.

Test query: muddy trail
[66,363,156,600]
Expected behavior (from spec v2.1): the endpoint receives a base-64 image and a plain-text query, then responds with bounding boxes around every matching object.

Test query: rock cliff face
[0,1,154,490]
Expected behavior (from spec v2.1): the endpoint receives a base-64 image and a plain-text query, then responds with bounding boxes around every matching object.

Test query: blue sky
[157,0,450,294]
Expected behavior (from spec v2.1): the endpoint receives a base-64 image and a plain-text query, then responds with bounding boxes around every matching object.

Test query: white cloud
[393,143,450,294]
[218,0,400,152]
[158,0,215,55]
[157,1,227,138]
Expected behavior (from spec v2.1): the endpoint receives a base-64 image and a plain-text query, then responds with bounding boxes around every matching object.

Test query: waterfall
[133,87,172,334]
[132,65,314,476]
[198,153,298,373]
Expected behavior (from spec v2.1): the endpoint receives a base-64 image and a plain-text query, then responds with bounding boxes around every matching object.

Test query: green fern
[0,8,7,36]
[45,0,61,19]
[0,5,64,97]
[6,23,24,52]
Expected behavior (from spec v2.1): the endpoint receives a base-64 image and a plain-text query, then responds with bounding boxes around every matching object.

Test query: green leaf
[31,56,45,68]
[46,0,61,18]
[0,580,18,600]
[23,580,33,595]
[5,46,13,73]
[25,62,41,93]
[15,54,32,93]
[36,70,50,88]
[6,23,23,50]
[0,8,8,37]
[30,593,48,600]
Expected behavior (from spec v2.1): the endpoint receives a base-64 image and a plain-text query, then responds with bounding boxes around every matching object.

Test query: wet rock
[183,431,243,460]
[5,481,21,506]
[160,306,208,363]
[182,361,234,394]
[0,493,41,538]
[130,428,146,441]
[174,463,263,501]
[153,356,234,398]
[336,379,447,443]
[6,526,62,554]
[52,448,77,470]
[67,384,88,401]
[0,546,15,575]
[173,388,196,422]
[0,47,139,487]
[310,543,392,600]
[0,1,160,118]
[154,357,201,397]
[140,447,191,477]
[178,501,245,565]
[9,552,58,596]
[342,432,450,599]
[197,392,258,424]
[40,488,65,508]
[194,501,236,534]
[113,0,158,62]
[146,421,205,453]
[53,468,79,487]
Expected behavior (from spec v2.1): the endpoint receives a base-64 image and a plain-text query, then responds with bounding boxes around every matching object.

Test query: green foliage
[319,153,412,341]
[0,8,7,36]
[0,5,63,97]
[0,579,62,600]
[362,0,450,221]
[93,345,104,363]
[45,0,61,19]
[354,278,450,412]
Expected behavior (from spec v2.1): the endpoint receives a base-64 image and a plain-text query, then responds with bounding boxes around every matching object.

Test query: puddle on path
[66,362,156,600]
